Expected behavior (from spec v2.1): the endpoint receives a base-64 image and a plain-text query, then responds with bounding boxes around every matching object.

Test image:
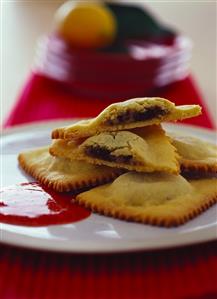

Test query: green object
[106,3,175,40]
[100,42,128,53]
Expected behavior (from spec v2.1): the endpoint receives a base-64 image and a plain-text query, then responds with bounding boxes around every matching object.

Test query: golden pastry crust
[50,126,180,174]
[76,172,217,227]
[168,132,217,173]
[18,147,123,192]
[51,97,201,139]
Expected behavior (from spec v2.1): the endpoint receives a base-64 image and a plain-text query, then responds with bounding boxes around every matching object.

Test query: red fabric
[0,242,217,299]
[4,73,215,129]
[1,73,217,299]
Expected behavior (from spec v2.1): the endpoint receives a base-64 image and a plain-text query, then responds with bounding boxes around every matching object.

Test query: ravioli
[51,97,201,139]
[50,126,179,174]
[76,172,217,227]
[169,132,217,173]
[18,147,123,192]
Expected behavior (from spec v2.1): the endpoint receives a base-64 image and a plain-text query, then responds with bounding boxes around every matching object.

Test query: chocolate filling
[85,146,133,164]
[105,106,168,125]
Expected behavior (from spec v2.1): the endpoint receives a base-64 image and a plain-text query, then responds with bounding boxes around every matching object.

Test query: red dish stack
[34,34,192,100]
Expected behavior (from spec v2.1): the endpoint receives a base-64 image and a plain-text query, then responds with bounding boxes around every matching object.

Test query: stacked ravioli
[18,97,217,227]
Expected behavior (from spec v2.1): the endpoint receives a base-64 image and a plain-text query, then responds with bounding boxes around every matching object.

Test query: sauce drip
[0,182,91,226]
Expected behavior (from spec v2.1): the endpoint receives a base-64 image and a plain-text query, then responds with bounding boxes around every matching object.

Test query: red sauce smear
[0,182,91,226]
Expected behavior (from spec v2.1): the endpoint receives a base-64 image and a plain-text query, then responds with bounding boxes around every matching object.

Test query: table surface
[1,1,216,125]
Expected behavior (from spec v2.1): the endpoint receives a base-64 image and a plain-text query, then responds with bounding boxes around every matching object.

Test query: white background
[1,1,216,126]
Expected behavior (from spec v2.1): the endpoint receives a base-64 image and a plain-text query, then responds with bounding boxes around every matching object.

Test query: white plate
[1,120,217,253]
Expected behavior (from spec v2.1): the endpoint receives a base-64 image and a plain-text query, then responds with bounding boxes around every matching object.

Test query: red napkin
[4,73,214,129]
[0,242,217,299]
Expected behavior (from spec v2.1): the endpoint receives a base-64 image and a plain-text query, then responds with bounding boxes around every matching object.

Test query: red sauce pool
[0,182,91,226]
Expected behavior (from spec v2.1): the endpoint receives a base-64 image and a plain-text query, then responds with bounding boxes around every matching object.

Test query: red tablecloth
[4,73,215,129]
[1,74,217,299]
[0,242,217,299]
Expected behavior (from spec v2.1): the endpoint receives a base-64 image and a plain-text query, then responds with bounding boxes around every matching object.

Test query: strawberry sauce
[0,182,91,226]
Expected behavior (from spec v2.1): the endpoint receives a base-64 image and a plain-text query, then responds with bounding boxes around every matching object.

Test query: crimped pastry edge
[180,159,217,174]
[18,153,123,193]
[75,193,217,228]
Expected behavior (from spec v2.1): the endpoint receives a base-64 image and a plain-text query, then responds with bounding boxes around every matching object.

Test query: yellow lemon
[55,1,117,49]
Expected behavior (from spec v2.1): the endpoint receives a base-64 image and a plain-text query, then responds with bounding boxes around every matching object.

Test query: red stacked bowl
[34,34,192,100]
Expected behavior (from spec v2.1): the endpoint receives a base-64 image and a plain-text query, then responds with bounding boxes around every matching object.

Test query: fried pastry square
[76,172,217,227]
[50,126,179,174]
[18,147,123,192]
[168,132,217,173]
[52,97,201,139]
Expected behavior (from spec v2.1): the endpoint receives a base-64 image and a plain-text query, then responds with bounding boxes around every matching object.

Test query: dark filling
[85,146,133,164]
[133,106,168,121]
[106,106,168,125]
